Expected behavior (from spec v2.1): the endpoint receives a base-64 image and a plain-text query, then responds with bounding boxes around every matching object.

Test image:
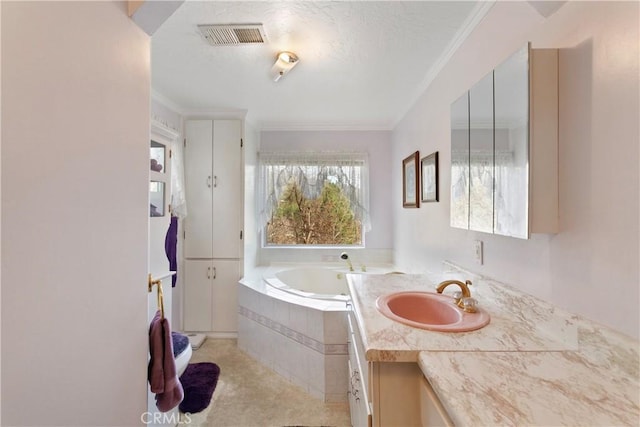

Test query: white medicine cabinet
[450,43,559,239]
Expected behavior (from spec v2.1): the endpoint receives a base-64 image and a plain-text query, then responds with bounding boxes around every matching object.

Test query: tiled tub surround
[348,265,640,426]
[238,264,392,402]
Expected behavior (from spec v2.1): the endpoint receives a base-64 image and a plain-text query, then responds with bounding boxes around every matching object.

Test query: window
[258,152,370,246]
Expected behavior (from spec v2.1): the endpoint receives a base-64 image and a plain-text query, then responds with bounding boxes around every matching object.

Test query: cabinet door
[210,259,240,332]
[183,260,213,331]
[184,120,214,258]
[212,120,242,258]
[419,376,453,427]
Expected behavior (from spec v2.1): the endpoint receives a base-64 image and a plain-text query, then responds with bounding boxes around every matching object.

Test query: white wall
[258,130,393,265]
[2,2,150,425]
[392,1,639,338]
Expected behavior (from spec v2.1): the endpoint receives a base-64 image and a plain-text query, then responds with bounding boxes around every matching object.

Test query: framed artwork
[402,151,420,208]
[421,151,439,203]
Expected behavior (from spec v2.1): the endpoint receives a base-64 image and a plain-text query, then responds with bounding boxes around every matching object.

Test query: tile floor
[184,338,351,427]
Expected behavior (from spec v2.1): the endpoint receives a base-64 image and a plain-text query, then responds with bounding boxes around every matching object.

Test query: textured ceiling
[151,1,487,130]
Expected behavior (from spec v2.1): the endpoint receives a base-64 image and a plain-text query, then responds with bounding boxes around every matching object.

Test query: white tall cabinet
[183,119,243,333]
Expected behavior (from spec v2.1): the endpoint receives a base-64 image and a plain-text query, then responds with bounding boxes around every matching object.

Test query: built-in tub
[263,267,350,301]
[237,264,389,403]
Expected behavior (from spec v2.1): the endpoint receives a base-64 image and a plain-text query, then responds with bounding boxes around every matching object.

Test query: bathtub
[263,266,350,301]
[237,264,390,403]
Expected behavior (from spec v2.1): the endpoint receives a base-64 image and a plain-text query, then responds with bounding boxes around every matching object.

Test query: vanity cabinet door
[347,311,372,427]
[419,375,453,427]
[348,311,372,427]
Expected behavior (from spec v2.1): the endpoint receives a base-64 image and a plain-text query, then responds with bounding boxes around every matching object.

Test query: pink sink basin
[375,291,490,332]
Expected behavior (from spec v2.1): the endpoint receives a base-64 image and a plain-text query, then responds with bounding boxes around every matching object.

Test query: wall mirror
[451,44,544,239]
[450,92,469,229]
[150,140,166,173]
[494,45,529,238]
[468,70,494,234]
[149,181,165,217]
[450,43,554,239]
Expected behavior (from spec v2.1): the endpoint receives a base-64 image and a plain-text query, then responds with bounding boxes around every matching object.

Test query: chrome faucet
[340,252,354,272]
[436,279,478,313]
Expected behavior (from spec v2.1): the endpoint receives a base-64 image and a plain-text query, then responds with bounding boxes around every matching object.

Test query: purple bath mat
[178,362,220,414]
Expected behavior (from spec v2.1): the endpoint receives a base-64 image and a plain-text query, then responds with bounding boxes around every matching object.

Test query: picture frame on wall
[421,151,439,203]
[402,151,420,208]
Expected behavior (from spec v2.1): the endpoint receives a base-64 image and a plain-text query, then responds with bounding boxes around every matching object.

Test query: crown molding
[259,120,394,132]
[182,109,248,121]
[150,118,180,141]
[392,0,496,128]
[151,89,188,115]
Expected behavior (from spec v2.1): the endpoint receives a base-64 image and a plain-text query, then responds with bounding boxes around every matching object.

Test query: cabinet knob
[213,175,218,188]
[207,266,212,279]
[207,176,212,188]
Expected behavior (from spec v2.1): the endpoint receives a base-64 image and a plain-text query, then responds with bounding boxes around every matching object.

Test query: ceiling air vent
[198,24,268,46]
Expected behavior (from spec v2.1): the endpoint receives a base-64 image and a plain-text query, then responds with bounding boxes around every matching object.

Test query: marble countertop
[347,270,640,426]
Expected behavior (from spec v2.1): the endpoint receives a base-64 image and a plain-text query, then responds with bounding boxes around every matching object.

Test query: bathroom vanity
[346,269,639,426]
[347,301,452,427]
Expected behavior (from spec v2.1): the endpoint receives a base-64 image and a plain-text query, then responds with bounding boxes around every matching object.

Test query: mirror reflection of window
[450,92,469,229]
[494,45,529,238]
[150,141,165,173]
[150,181,165,217]
[469,71,494,234]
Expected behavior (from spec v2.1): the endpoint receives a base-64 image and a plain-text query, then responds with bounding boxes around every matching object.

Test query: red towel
[148,310,184,412]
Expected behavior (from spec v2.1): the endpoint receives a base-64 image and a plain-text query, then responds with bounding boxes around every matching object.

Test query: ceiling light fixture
[271,51,299,82]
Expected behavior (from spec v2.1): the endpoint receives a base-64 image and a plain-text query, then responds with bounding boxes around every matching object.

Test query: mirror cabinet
[469,71,494,234]
[450,44,558,239]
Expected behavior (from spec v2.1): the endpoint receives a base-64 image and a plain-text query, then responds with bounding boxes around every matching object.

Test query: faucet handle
[460,297,478,313]
[451,291,463,304]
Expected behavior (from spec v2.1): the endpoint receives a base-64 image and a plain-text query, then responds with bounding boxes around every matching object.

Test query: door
[183,259,214,331]
[183,259,239,332]
[147,122,178,427]
[212,120,242,259]
[184,120,214,258]
[211,259,240,332]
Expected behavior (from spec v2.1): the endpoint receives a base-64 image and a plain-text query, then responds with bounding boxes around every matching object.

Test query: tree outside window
[258,152,370,247]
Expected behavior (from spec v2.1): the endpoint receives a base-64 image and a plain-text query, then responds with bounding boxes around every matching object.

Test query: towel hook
[148,274,165,320]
